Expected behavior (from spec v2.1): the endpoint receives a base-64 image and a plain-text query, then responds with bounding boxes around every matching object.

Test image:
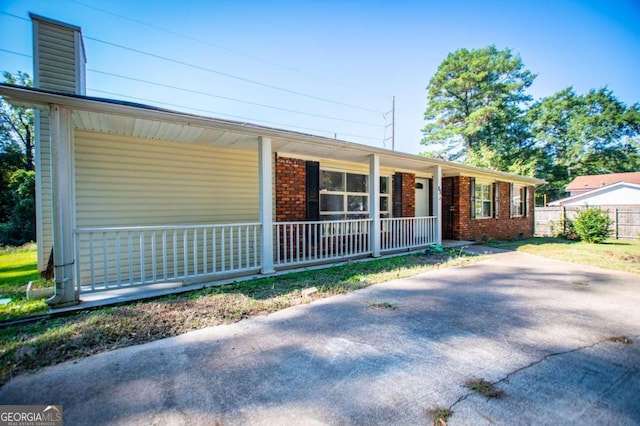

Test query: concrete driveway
[1,251,639,425]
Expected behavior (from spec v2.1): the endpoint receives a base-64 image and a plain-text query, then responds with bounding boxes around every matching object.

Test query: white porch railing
[73,217,438,293]
[74,223,261,292]
[274,219,372,267]
[380,216,438,252]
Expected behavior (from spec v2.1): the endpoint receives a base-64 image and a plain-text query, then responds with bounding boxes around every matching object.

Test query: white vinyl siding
[73,131,260,286]
[34,111,53,270]
[74,131,259,228]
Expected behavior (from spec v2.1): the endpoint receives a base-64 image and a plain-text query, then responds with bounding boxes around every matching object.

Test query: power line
[0,48,31,58]
[1,11,385,114]
[0,11,28,22]
[0,10,389,142]
[88,88,383,142]
[84,36,384,115]
[69,0,390,99]
[88,69,384,128]
[0,48,386,135]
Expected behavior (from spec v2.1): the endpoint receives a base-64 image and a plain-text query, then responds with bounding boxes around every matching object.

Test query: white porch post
[369,154,380,257]
[433,165,442,245]
[47,105,78,307]
[258,136,275,274]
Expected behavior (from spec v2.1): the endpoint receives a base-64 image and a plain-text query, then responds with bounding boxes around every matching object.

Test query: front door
[415,178,429,217]
[442,177,455,239]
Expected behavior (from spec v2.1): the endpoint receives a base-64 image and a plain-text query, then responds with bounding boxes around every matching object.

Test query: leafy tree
[0,169,36,245]
[0,142,25,223]
[0,71,35,245]
[421,45,536,166]
[529,87,640,200]
[0,71,34,171]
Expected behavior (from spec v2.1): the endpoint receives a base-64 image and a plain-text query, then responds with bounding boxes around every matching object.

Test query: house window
[474,182,493,219]
[511,185,526,217]
[380,176,391,218]
[319,170,390,220]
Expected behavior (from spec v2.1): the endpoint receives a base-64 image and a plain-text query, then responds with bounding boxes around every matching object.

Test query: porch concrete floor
[51,242,477,315]
[3,251,639,424]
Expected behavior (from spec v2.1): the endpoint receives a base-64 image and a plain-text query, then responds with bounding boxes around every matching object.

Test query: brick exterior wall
[402,173,415,217]
[455,176,535,241]
[275,155,307,222]
[392,173,416,217]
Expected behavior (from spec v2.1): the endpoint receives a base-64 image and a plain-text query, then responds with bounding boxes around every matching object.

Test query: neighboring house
[548,182,640,207]
[565,172,640,197]
[0,15,544,307]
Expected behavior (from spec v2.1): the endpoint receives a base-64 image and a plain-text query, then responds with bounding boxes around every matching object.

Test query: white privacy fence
[74,223,261,292]
[75,216,440,293]
[535,207,640,240]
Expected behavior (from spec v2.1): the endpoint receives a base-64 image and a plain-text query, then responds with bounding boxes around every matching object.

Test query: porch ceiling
[72,110,259,150]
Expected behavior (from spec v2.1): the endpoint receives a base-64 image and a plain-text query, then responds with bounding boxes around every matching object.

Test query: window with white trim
[379,175,391,218]
[319,170,390,220]
[511,184,526,217]
[474,182,493,219]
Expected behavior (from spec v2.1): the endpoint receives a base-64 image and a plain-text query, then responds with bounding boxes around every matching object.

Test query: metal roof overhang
[0,84,545,185]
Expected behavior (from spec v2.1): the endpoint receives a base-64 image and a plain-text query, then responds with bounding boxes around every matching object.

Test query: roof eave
[0,83,546,185]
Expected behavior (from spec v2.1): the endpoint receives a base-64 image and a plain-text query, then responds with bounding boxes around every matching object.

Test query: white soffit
[72,110,258,149]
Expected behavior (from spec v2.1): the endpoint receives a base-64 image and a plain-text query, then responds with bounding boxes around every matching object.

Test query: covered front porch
[0,84,455,307]
[73,214,441,295]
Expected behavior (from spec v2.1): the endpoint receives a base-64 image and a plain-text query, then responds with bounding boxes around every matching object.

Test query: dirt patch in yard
[464,378,503,398]
[429,407,453,425]
[607,336,632,344]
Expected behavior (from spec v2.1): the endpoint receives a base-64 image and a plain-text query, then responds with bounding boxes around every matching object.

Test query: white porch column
[369,154,380,257]
[433,165,443,245]
[258,136,275,274]
[47,105,78,307]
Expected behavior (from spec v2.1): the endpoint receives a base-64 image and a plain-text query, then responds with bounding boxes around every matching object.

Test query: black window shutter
[524,186,529,217]
[470,177,476,219]
[493,182,499,219]
[306,161,320,221]
[393,173,403,217]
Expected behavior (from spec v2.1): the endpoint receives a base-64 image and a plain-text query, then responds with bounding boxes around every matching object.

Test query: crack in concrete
[447,334,640,416]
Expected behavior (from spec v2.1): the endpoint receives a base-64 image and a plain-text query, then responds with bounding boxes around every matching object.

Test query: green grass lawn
[0,244,40,294]
[488,237,640,274]
[0,244,48,320]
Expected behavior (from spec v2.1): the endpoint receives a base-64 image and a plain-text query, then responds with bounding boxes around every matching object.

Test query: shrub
[549,217,577,240]
[0,169,35,246]
[572,206,612,243]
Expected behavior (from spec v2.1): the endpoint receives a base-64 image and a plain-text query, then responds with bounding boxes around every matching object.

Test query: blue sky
[1,0,639,155]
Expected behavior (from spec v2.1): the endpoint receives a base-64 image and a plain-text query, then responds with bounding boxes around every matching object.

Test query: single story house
[0,14,544,307]
[565,172,640,197]
[548,182,640,207]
